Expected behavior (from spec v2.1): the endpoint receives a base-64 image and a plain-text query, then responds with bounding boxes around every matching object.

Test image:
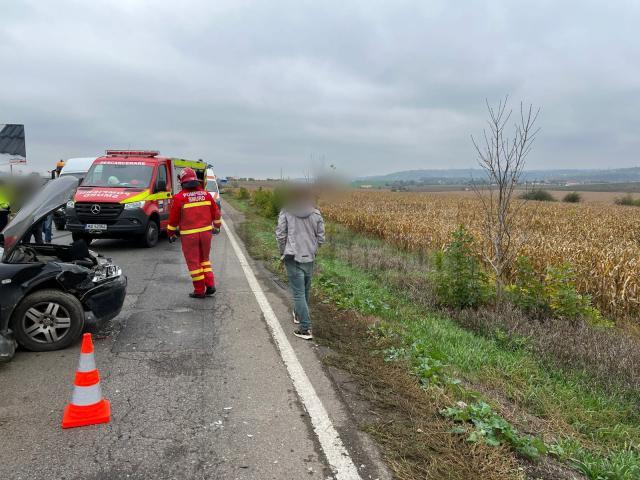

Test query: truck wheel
[71,232,93,245]
[140,220,159,248]
[11,289,85,352]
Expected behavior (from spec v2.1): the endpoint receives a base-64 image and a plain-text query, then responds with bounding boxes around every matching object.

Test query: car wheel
[140,220,159,248]
[11,289,84,352]
[71,232,93,245]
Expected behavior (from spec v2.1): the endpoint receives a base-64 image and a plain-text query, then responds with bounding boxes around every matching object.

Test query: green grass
[224,195,640,479]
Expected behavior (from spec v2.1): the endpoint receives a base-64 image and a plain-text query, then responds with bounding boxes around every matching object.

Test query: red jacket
[167,187,221,235]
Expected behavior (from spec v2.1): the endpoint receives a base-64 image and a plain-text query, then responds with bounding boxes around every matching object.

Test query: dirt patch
[312,303,530,480]
[313,302,587,479]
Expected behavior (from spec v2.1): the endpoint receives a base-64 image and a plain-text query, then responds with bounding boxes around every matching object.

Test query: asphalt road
[0,203,388,480]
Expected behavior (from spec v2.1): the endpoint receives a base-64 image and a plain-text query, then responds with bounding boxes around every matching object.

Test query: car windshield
[83,163,153,188]
[206,180,219,193]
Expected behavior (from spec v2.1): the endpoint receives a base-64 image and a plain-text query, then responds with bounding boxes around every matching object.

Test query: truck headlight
[66,200,75,208]
[124,201,145,209]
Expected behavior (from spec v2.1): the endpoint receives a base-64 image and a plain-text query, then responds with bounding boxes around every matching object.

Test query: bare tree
[472,96,540,297]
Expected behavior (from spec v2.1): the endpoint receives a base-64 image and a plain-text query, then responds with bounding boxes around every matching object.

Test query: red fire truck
[65,150,208,247]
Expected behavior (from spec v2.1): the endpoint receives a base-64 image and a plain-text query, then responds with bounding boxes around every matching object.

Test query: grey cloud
[2,0,640,178]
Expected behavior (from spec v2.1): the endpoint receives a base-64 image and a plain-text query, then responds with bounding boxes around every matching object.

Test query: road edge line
[221,218,362,480]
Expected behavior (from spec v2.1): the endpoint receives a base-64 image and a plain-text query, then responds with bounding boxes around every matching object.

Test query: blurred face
[289,186,314,206]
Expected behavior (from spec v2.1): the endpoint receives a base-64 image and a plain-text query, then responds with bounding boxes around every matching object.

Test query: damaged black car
[0,176,127,362]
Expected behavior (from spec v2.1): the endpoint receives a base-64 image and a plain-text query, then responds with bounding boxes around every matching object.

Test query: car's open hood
[1,176,79,262]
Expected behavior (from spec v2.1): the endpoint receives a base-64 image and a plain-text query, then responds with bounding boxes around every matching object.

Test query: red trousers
[180,231,214,294]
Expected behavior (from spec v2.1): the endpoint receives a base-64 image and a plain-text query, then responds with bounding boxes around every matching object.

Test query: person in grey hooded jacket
[275,188,325,340]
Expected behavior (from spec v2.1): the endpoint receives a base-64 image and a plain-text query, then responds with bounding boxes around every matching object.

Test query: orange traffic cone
[62,333,111,429]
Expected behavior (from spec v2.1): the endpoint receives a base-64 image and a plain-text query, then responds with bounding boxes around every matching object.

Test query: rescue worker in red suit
[167,168,222,298]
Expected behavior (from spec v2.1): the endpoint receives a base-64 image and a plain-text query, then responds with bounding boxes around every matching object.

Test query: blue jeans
[284,258,314,332]
[43,214,53,243]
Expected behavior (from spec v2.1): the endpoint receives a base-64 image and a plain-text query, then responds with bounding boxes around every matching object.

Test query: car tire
[11,289,85,352]
[140,220,159,248]
[71,232,93,245]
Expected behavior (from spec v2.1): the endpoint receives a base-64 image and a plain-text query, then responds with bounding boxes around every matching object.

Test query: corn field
[321,191,640,319]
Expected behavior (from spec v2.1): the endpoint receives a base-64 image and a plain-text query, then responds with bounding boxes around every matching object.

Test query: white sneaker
[293,329,313,340]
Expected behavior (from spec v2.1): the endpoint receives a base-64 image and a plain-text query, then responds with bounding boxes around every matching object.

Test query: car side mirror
[156,180,167,192]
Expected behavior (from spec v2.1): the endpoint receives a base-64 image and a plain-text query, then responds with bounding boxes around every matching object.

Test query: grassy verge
[224,194,640,480]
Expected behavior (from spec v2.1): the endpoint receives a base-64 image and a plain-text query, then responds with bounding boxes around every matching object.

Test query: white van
[205,167,221,208]
[59,157,97,182]
[53,157,97,230]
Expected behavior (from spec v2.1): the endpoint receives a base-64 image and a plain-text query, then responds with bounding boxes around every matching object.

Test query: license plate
[85,224,107,231]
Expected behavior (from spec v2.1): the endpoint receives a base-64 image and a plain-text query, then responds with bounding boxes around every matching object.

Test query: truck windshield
[82,164,154,188]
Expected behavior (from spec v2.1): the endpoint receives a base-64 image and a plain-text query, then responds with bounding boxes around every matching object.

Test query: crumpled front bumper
[0,329,16,363]
[82,274,128,329]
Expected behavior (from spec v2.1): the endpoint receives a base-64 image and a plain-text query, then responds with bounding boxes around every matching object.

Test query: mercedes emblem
[90,204,101,215]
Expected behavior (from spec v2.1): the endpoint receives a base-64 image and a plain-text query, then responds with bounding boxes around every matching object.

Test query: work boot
[205,286,216,296]
[189,292,206,299]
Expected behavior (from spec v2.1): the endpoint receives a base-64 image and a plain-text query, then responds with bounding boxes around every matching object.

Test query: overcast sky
[1,0,640,178]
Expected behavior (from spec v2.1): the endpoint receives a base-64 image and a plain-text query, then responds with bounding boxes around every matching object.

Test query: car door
[155,163,171,228]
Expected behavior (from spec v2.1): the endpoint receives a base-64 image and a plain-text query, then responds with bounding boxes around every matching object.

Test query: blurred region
[0,174,50,234]
[0,123,31,232]
[225,171,349,220]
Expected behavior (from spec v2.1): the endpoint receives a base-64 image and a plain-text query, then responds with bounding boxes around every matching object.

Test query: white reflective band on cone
[71,383,103,406]
[78,353,96,372]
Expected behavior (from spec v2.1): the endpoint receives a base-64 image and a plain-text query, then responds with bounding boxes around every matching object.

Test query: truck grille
[75,202,124,222]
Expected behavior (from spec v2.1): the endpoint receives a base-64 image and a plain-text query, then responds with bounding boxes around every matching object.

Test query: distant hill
[358,167,640,185]
[363,169,481,181]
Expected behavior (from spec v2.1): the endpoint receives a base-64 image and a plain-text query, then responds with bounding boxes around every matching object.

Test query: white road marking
[221,218,362,480]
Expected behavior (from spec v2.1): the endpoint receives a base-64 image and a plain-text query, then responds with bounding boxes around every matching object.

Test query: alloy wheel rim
[22,302,72,344]
[148,223,158,243]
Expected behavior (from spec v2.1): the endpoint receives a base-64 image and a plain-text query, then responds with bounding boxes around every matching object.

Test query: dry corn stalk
[321,190,640,319]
